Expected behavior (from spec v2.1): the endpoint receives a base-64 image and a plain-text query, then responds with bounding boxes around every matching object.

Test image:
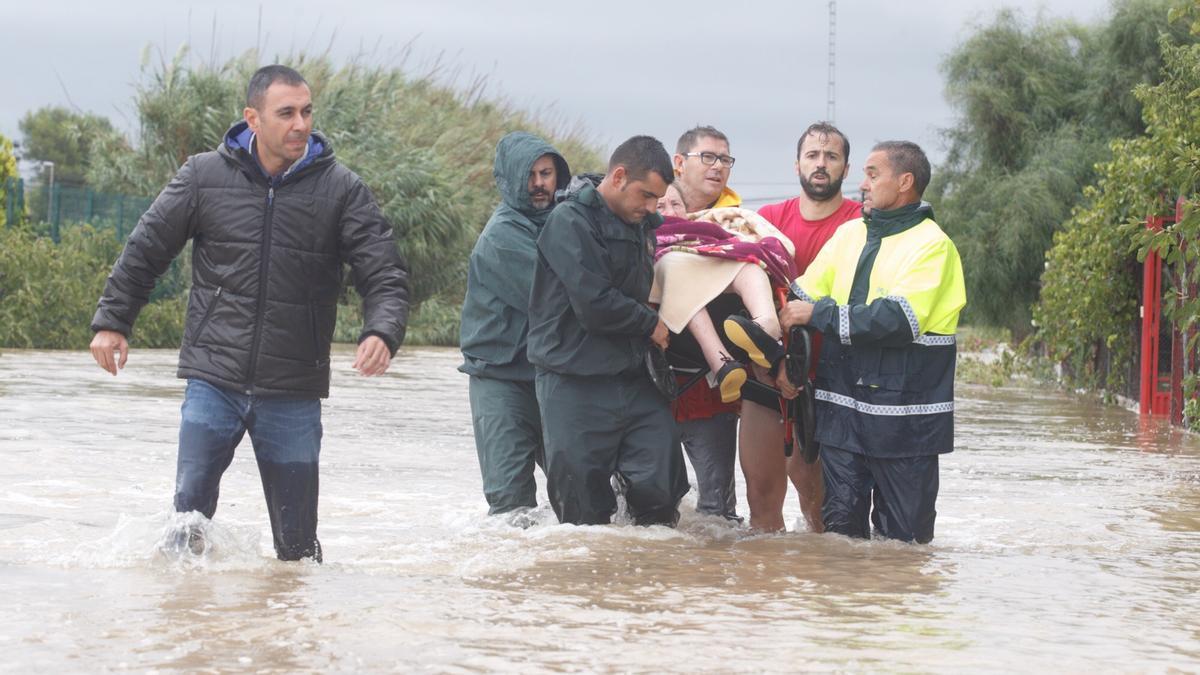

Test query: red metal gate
[1139,213,1169,416]
[1139,198,1188,422]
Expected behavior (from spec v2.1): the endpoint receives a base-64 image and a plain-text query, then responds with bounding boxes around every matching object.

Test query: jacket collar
[863,200,933,239]
[222,120,328,183]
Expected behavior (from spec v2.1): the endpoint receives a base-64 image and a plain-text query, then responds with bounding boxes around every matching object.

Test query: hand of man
[750,363,773,386]
[775,368,800,400]
[90,330,129,376]
[352,335,392,376]
[779,300,814,331]
[650,318,670,351]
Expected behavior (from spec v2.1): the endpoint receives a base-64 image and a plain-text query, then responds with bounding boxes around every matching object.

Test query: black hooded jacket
[91,121,410,398]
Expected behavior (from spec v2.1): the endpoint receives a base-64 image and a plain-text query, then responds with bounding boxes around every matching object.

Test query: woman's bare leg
[729,266,782,339]
[688,309,733,375]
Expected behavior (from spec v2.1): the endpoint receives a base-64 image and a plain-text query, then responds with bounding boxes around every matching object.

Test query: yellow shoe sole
[719,366,747,403]
[723,318,772,369]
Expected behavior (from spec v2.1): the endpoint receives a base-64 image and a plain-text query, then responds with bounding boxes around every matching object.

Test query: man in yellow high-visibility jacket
[778,140,965,543]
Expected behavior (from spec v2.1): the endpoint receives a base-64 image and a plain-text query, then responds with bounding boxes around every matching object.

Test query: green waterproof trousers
[535,370,690,526]
[469,376,544,514]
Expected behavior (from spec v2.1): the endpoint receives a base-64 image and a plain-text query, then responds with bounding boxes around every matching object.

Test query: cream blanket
[649,207,794,334]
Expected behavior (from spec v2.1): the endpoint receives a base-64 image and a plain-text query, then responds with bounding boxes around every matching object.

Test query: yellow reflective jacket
[712,186,741,209]
[791,201,966,457]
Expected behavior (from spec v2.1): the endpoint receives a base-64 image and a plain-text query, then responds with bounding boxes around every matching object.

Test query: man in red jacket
[742,122,861,532]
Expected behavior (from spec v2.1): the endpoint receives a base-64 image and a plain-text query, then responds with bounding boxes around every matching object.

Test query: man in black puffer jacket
[89,65,409,562]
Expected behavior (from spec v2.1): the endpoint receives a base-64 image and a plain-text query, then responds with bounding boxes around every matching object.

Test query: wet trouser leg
[821,444,940,543]
[538,371,619,525]
[537,370,688,526]
[819,444,873,539]
[677,412,739,520]
[175,380,247,519]
[619,376,690,527]
[468,376,543,514]
[174,380,323,561]
[246,396,323,561]
[869,454,938,544]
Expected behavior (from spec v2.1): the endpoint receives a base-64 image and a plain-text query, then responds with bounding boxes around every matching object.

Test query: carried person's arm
[89,158,200,374]
[537,205,659,339]
[339,178,410,375]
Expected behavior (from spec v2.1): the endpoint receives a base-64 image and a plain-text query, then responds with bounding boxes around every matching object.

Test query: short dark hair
[675,125,729,154]
[797,121,849,159]
[246,65,308,109]
[609,135,674,184]
[872,140,931,197]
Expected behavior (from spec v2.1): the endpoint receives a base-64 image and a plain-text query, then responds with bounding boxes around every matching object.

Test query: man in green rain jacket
[527,135,690,526]
[460,132,569,516]
[780,141,966,543]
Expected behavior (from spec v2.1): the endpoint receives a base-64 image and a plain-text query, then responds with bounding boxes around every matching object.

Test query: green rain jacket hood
[459,132,570,380]
[493,131,570,224]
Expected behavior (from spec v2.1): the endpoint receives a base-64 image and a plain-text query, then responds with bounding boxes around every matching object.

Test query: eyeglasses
[682,151,736,168]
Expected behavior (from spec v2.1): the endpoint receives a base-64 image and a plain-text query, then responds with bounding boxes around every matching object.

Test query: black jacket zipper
[191,286,223,345]
[244,184,275,394]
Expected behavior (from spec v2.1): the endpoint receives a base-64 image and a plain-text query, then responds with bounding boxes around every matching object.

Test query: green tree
[0,133,19,228]
[18,105,116,186]
[1034,0,1200,403]
[1086,0,1196,138]
[87,44,249,196]
[930,0,1193,337]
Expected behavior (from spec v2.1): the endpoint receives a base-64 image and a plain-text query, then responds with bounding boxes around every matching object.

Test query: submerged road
[0,346,1197,671]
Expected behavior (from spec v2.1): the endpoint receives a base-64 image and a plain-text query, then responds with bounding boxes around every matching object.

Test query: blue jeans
[175,379,323,561]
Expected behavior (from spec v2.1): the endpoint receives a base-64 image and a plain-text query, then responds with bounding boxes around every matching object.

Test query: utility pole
[827,0,837,123]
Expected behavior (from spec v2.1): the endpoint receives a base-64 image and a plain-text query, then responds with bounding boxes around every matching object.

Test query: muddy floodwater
[1,346,1198,672]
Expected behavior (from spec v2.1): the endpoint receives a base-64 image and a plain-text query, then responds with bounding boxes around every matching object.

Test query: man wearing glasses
[672,126,740,213]
[666,126,744,523]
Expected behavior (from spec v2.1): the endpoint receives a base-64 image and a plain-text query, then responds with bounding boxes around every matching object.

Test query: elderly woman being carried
[650,184,797,403]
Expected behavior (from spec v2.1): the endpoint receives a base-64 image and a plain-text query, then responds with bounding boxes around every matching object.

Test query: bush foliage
[2,44,604,348]
[88,45,604,315]
[1034,2,1200,406]
[930,0,1194,338]
[0,226,185,348]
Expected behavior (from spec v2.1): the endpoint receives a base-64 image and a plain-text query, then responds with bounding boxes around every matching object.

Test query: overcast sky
[1,0,1114,205]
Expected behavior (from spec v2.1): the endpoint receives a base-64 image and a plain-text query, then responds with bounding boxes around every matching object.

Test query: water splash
[69,511,269,571]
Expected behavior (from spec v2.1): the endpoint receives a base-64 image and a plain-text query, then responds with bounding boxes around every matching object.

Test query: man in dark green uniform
[527,135,690,526]
[460,131,570,516]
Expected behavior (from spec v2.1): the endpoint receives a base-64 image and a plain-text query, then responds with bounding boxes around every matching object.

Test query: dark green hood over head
[494,131,570,224]
[459,132,569,380]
